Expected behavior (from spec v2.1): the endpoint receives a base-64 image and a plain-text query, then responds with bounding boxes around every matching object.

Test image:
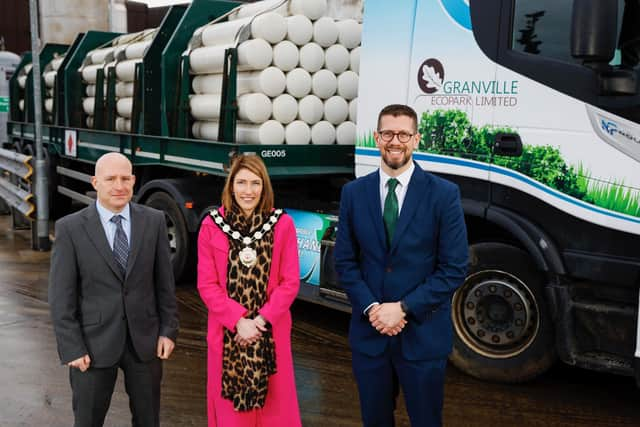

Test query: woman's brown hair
[221,154,274,215]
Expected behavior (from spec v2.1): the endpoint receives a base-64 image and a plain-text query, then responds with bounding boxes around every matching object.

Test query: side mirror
[571,0,617,63]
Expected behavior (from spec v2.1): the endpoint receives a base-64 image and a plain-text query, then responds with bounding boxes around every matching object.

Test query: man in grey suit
[49,152,179,427]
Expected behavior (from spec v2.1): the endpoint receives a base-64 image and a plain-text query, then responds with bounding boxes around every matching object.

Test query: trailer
[4,0,640,384]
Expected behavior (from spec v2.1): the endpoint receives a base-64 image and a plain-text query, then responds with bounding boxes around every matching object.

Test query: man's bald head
[95,152,132,177]
[92,153,135,213]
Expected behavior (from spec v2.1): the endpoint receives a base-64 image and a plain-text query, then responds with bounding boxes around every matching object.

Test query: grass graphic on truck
[357,109,640,218]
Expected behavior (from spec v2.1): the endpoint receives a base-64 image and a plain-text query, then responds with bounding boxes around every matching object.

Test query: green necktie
[383,178,399,246]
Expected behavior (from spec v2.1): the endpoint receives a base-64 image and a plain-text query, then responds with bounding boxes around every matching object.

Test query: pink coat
[197,208,302,427]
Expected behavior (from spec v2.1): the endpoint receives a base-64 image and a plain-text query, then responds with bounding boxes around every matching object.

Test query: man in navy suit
[335,104,468,427]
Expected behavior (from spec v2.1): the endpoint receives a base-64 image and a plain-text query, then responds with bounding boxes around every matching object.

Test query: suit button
[386,266,392,272]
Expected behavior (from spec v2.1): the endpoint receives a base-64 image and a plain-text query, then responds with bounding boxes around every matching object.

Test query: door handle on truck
[493,133,523,157]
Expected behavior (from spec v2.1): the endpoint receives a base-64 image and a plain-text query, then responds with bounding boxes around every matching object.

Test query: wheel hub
[453,270,539,359]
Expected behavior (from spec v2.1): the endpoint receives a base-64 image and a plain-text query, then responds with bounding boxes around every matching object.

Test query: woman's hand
[234,317,262,346]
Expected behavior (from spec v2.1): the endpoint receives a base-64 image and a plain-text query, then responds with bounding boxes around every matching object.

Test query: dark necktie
[110,214,129,275]
[383,178,399,246]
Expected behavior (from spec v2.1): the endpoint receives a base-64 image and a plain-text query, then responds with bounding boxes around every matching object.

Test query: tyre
[450,242,556,382]
[144,192,189,282]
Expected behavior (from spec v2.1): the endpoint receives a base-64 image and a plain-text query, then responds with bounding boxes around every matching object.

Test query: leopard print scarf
[214,207,278,411]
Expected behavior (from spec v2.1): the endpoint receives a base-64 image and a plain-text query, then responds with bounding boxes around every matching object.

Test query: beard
[381,148,412,170]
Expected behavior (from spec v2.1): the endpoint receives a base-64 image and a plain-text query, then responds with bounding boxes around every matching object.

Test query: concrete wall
[39,0,110,44]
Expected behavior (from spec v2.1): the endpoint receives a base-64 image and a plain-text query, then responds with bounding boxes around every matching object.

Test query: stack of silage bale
[79,29,155,131]
[114,29,156,132]
[190,0,361,145]
[43,53,65,121]
[17,62,33,114]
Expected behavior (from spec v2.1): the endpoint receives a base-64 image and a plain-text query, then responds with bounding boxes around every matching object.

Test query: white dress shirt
[379,162,415,215]
[96,201,131,250]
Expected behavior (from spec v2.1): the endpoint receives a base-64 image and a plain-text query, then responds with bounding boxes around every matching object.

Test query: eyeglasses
[377,130,415,143]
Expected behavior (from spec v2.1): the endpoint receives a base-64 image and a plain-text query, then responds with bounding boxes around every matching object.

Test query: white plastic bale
[336,121,356,145]
[311,120,336,145]
[237,93,273,123]
[297,94,324,125]
[325,44,350,74]
[349,97,357,122]
[193,67,285,97]
[312,17,339,48]
[289,0,328,21]
[251,120,286,144]
[44,71,57,88]
[44,98,54,113]
[323,95,349,125]
[286,15,313,46]
[116,59,141,82]
[252,67,287,97]
[251,12,288,44]
[191,39,273,74]
[350,47,360,73]
[90,47,114,64]
[311,69,337,99]
[18,75,27,89]
[192,74,224,94]
[272,94,298,124]
[18,99,24,111]
[51,56,64,71]
[336,19,362,49]
[285,68,312,98]
[86,116,94,128]
[113,44,128,61]
[228,0,288,21]
[117,97,134,119]
[237,39,274,71]
[81,64,104,84]
[125,41,152,59]
[272,40,299,72]
[116,117,132,132]
[201,17,251,46]
[190,45,228,74]
[83,97,96,115]
[85,84,108,97]
[193,120,286,145]
[116,82,135,98]
[337,70,359,100]
[299,42,324,73]
[285,120,311,145]
[190,94,222,121]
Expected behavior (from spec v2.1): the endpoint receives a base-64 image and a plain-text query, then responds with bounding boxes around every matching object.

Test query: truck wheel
[145,192,188,282]
[450,242,556,382]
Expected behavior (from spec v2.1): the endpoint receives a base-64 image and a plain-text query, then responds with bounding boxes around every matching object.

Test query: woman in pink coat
[197,154,302,427]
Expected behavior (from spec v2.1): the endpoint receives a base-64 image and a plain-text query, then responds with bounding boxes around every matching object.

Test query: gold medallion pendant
[239,246,258,268]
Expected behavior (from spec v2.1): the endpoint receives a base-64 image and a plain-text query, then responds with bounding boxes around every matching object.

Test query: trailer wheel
[450,242,556,382]
[145,192,189,282]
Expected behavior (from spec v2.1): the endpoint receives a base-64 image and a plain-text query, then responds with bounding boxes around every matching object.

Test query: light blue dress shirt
[96,201,131,250]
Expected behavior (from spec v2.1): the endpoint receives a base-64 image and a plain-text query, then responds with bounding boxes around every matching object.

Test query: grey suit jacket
[49,202,179,367]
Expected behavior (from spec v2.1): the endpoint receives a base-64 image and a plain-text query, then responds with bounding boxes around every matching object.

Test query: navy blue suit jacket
[335,163,468,360]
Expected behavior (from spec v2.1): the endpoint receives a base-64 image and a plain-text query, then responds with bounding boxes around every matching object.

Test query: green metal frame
[140,5,187,135]
[161,0,242,137]
[9,52,32,123]
[7,0,355,178]
[53,34,84,126]
[63,31,121,128]
[105,66,117,131]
